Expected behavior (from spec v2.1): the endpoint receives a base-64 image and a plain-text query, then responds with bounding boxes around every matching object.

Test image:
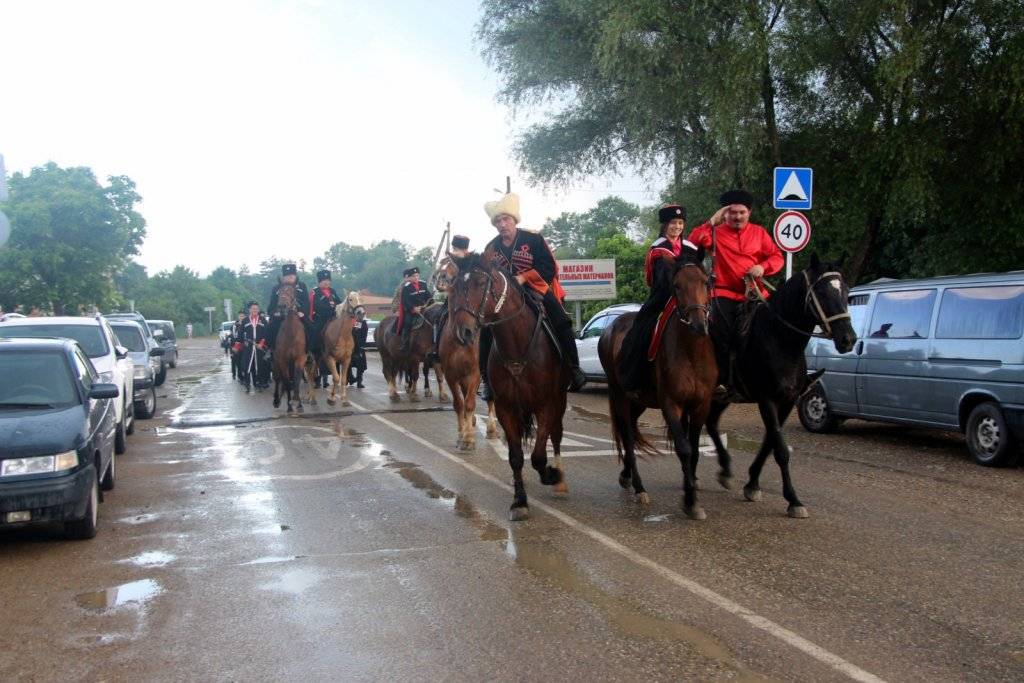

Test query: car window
[846,294,870,336]
[0,351,80,407]
[0,323,109,357]
[72,350,95,389]
[582,314,616,338]
[935,285,1024,339]
[868,289,937,339]
[111,324,148,352]
[150,322,176,339]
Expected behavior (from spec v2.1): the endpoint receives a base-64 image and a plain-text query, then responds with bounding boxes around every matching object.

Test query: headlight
[133,364,150,379]
[1,450,78,477]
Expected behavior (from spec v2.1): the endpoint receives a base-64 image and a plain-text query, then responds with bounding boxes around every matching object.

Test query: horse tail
[607,394,658,461]
[520,409,535,442]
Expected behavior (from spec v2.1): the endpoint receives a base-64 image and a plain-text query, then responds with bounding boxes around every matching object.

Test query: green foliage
[480,0,1024,283]
[0,162,146,314]
[545,196,645,258]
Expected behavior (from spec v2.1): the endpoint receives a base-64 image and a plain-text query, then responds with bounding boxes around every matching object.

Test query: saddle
[523,290,563,363]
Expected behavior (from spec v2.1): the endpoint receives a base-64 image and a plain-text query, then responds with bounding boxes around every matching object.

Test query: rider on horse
[429,234,471,363]
[479,192,586,400]
[398,266,432,352]
[617,203,699,394]
[267,263,311,353]
[688,189,783,394]
[310,269,343,387]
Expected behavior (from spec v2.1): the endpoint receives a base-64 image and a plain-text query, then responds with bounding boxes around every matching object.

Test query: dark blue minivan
[800,271,1024,466]
[0,338,119,539]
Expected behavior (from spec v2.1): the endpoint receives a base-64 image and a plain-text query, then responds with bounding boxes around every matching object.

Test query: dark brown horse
[705,253,857,518]
[378,304,446,402]
[599,247,716,519]
[449,254,568,521]
[271,284,307,414]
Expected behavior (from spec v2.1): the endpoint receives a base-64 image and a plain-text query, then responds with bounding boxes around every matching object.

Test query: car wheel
[101,452,116,492]
[798,385,839,434]
[966,402,1018,467]
[115,410,128,455]
[169,351,177,369]
[135,387,157,419]
[66,468,99,540]
[155,363,167,387]
[125,401,135,436]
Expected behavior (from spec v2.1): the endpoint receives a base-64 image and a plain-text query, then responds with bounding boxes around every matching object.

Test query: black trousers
[617,288,671,392]
[710,297,742,385]
[479,289,579,377]
[268,314,311,349]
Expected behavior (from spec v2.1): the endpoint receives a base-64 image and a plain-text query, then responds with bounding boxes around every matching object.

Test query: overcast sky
[0,0,665,276]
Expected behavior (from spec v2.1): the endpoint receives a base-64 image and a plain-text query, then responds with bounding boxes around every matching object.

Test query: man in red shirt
[688,189,783,391]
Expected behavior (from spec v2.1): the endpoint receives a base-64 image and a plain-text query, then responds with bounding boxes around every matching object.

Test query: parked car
[218,321,234,347]
[576,303,641,382]
[800,270,1024,466]
[365,320,380,350]
[110,321,162,419]
[0,315,135,455]
[147,319,178,368]
[0,337,119,539]
[105,312,167,386]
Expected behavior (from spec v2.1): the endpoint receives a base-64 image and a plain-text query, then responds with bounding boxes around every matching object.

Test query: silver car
[575,303,641,382]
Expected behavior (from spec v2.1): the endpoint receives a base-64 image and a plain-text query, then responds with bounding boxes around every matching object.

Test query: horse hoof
[297,405,304,414]
[508,506,530,522]
[287,406,293,414]
[552,481,568,495]
[389,395,401,403]
[409,395,421,403]
[326,397,335,406]
[787,505,809,519]
[341,400,350,408]
[424,389,432,397]
[618,475,631,490]
[685,505,707,521]
[486,430,498,440]
[273,400,280,408]
[743,486,763,502]
[636,492,650,506]
[717,473,733,490]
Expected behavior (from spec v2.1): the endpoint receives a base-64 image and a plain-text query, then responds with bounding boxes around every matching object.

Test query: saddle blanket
[647,298,678,361]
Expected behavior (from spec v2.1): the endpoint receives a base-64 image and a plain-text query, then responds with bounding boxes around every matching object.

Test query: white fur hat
[484,192,520,226]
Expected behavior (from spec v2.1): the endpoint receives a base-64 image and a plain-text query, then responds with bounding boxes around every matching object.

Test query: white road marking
[350,399,886,683]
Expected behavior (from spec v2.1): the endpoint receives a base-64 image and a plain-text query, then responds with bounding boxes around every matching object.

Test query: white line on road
[351,399,886,683]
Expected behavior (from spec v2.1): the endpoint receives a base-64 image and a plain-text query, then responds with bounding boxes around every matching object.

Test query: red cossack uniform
[687,222,783,301]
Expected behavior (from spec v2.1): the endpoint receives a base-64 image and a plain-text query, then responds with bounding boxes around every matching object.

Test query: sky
[0,0,666,276]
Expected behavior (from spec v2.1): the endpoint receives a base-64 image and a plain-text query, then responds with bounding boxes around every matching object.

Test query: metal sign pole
[786,252,792,281]
[574,301,581,331]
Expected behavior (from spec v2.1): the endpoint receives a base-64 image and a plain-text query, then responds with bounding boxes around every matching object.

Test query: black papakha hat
[246,301,259,309]
[451,235,470,250]
[403,267,419,277]
[281,263,297,276]
[316,269,331,281]
[658,204,686,223]
[719,190,753,209]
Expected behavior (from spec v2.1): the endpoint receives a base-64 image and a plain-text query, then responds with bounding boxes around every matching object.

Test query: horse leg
[294,362,305,413]
[423,362,432,398]
[434,360,448,403]
[486,400,498,439]
[306,355,318,405]
[337,356,350,406]
[273,373,281,408]
[663,402,704,520]
[461,379,476,449]
[767,399,807,518]
[613,398,648,504]
[706,400,733,489]
[452,384,466,450]
[743,400,780,503]
[496,404,529,520]
[549,416,567,495]
[407,363,420,402]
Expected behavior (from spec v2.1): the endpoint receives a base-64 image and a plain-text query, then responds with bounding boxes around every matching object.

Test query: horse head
[337,290,361,318]
[449,252,508,346]
[804,252,857,354]
[276,283,297,313]
[675,245,710,335]
[433,257,458,293]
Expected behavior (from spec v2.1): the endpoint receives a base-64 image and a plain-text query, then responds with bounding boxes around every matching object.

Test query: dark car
[365,320,380,350]
[146,319,178,368]
[105,312,167,386]
[0,338,119,539]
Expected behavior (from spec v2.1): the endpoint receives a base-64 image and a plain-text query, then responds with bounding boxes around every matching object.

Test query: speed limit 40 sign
[773,211,811,253]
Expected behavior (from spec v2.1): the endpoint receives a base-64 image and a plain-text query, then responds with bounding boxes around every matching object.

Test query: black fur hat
[719,190,754,209]
[658,204,686,223]
[281,263,297,276]
[451,235,470,250]
[316,269,331,281]
[403,267,419,277]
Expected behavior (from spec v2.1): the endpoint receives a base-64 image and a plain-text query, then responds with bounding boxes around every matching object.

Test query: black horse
[706,253,857,518]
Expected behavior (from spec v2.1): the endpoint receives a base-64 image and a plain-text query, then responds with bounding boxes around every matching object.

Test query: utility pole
[506,176,511,194]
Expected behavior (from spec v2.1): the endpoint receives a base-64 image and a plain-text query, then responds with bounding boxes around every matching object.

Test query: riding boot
[400,323,411,354]
[356,368,365,389]
[555,320,586,391]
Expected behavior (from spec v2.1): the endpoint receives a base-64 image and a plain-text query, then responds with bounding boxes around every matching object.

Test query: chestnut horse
[434,256,497,451]
[379,303,447,402]
[449,254,568,521]
[271,284,307,414]
[307,290,361,407]
[599,247,716,519]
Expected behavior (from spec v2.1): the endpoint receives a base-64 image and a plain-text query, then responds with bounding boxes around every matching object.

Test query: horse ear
[695,245,706,265]
[809,252,821,271]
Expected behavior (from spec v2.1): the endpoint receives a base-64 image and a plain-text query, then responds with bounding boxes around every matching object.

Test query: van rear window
[936,286,1024,339]
[868,289,936,339]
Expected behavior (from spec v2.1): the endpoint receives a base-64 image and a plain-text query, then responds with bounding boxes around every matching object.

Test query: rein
[744,270,851,340]
[674,262,711,326]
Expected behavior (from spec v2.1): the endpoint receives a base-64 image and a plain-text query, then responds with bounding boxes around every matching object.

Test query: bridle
[746,270,851,339]
[675,261,711,327]
[452,266,522,330]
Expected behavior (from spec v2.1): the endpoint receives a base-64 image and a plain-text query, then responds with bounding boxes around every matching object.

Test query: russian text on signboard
[559,259,617,301]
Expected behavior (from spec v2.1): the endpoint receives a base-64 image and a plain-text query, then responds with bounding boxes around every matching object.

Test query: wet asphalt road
[2,339,1023,682]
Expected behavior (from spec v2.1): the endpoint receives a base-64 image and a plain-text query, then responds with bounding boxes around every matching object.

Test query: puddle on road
[243,555,308,566]
[379,454,507,543]
[119,551,176,567]
[643,514,672,523]
[260,567,321,595]
[504,536,762,679]
[118,513,162,525]
[75,579,163,612]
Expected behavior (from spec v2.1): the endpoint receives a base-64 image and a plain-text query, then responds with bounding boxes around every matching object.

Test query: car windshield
[149,322,175,339]
[111,324,147,352]
[221,322,233,331]
[0,324,108,358]
[0,351,79,407]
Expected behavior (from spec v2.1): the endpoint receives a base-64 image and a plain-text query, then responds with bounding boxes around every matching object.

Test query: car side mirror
[89,383,120,400]
[149,347,165,357]
[115,346,129,359]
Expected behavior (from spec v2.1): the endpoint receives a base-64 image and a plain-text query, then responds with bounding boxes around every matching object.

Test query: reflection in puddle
[505,536,758,678]
[379,454,507,543]
[260,567,320,595]
[119,551,176,567]
[118,513,161,525]
[75,579,162,611]
[243,555,307,565]
[643,514,671,523]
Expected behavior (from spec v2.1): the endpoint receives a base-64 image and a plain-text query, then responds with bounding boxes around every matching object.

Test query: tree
[0,162,146,314]
[544,196,645,258]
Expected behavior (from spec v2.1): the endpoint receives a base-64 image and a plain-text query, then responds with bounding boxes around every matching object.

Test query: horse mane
[650,244,707,300]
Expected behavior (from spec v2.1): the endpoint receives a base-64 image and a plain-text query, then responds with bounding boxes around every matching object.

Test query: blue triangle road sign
[773,167,813,210]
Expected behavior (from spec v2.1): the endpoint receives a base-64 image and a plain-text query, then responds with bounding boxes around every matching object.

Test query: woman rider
[617,204,698,394]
